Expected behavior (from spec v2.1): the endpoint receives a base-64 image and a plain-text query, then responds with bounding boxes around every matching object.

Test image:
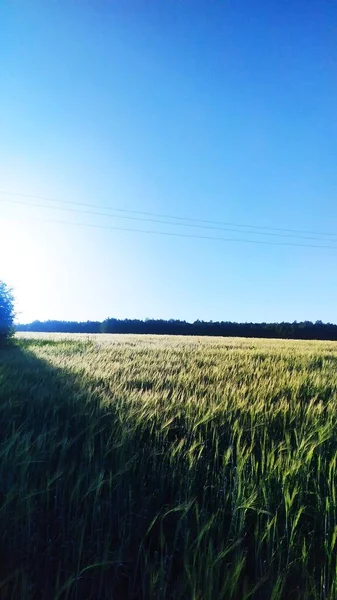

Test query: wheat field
[1,334,337,599]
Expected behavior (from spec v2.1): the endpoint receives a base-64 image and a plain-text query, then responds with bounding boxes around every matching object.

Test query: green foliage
[16,318,337,340]
[1,334,337,598]
[0,280,15,345]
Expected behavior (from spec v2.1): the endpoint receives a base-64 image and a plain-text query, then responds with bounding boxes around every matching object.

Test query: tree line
[15,318,337,340]
[0,281,15,345]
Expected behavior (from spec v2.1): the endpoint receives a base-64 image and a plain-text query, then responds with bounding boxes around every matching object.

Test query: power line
[3,212,337,250]
[1,189,336,239]
[3,197,337,243]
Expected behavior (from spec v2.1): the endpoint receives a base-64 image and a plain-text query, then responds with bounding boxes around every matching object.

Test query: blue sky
[1,0,337,323]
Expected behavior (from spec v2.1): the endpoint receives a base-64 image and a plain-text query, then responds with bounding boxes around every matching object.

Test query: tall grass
[1,334,337,598]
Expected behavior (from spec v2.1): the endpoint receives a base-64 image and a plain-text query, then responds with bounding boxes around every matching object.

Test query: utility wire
[3,212,337,250]
[1,196,337,244]
[1,189,336,239]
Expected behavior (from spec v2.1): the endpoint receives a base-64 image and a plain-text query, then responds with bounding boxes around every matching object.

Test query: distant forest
[15,318,337,340]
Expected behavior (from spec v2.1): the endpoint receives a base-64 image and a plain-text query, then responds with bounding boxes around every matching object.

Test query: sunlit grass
[1,334,337,598]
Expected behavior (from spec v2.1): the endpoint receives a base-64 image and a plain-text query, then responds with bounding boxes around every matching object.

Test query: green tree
[0,280,15,345]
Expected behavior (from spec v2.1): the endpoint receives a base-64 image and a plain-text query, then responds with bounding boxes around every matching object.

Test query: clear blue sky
[1,0,337,324]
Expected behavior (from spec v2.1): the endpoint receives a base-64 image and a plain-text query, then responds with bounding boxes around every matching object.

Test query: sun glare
[0,216,52,322]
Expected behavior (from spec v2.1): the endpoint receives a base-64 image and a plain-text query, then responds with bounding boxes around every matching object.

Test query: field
[1,334,337,599]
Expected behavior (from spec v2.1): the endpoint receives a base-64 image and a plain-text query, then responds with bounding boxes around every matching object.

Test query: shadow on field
[2,341,333,600]
[0,341,152,600]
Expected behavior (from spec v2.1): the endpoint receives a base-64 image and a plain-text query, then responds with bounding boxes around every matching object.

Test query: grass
[1,333,337,599]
